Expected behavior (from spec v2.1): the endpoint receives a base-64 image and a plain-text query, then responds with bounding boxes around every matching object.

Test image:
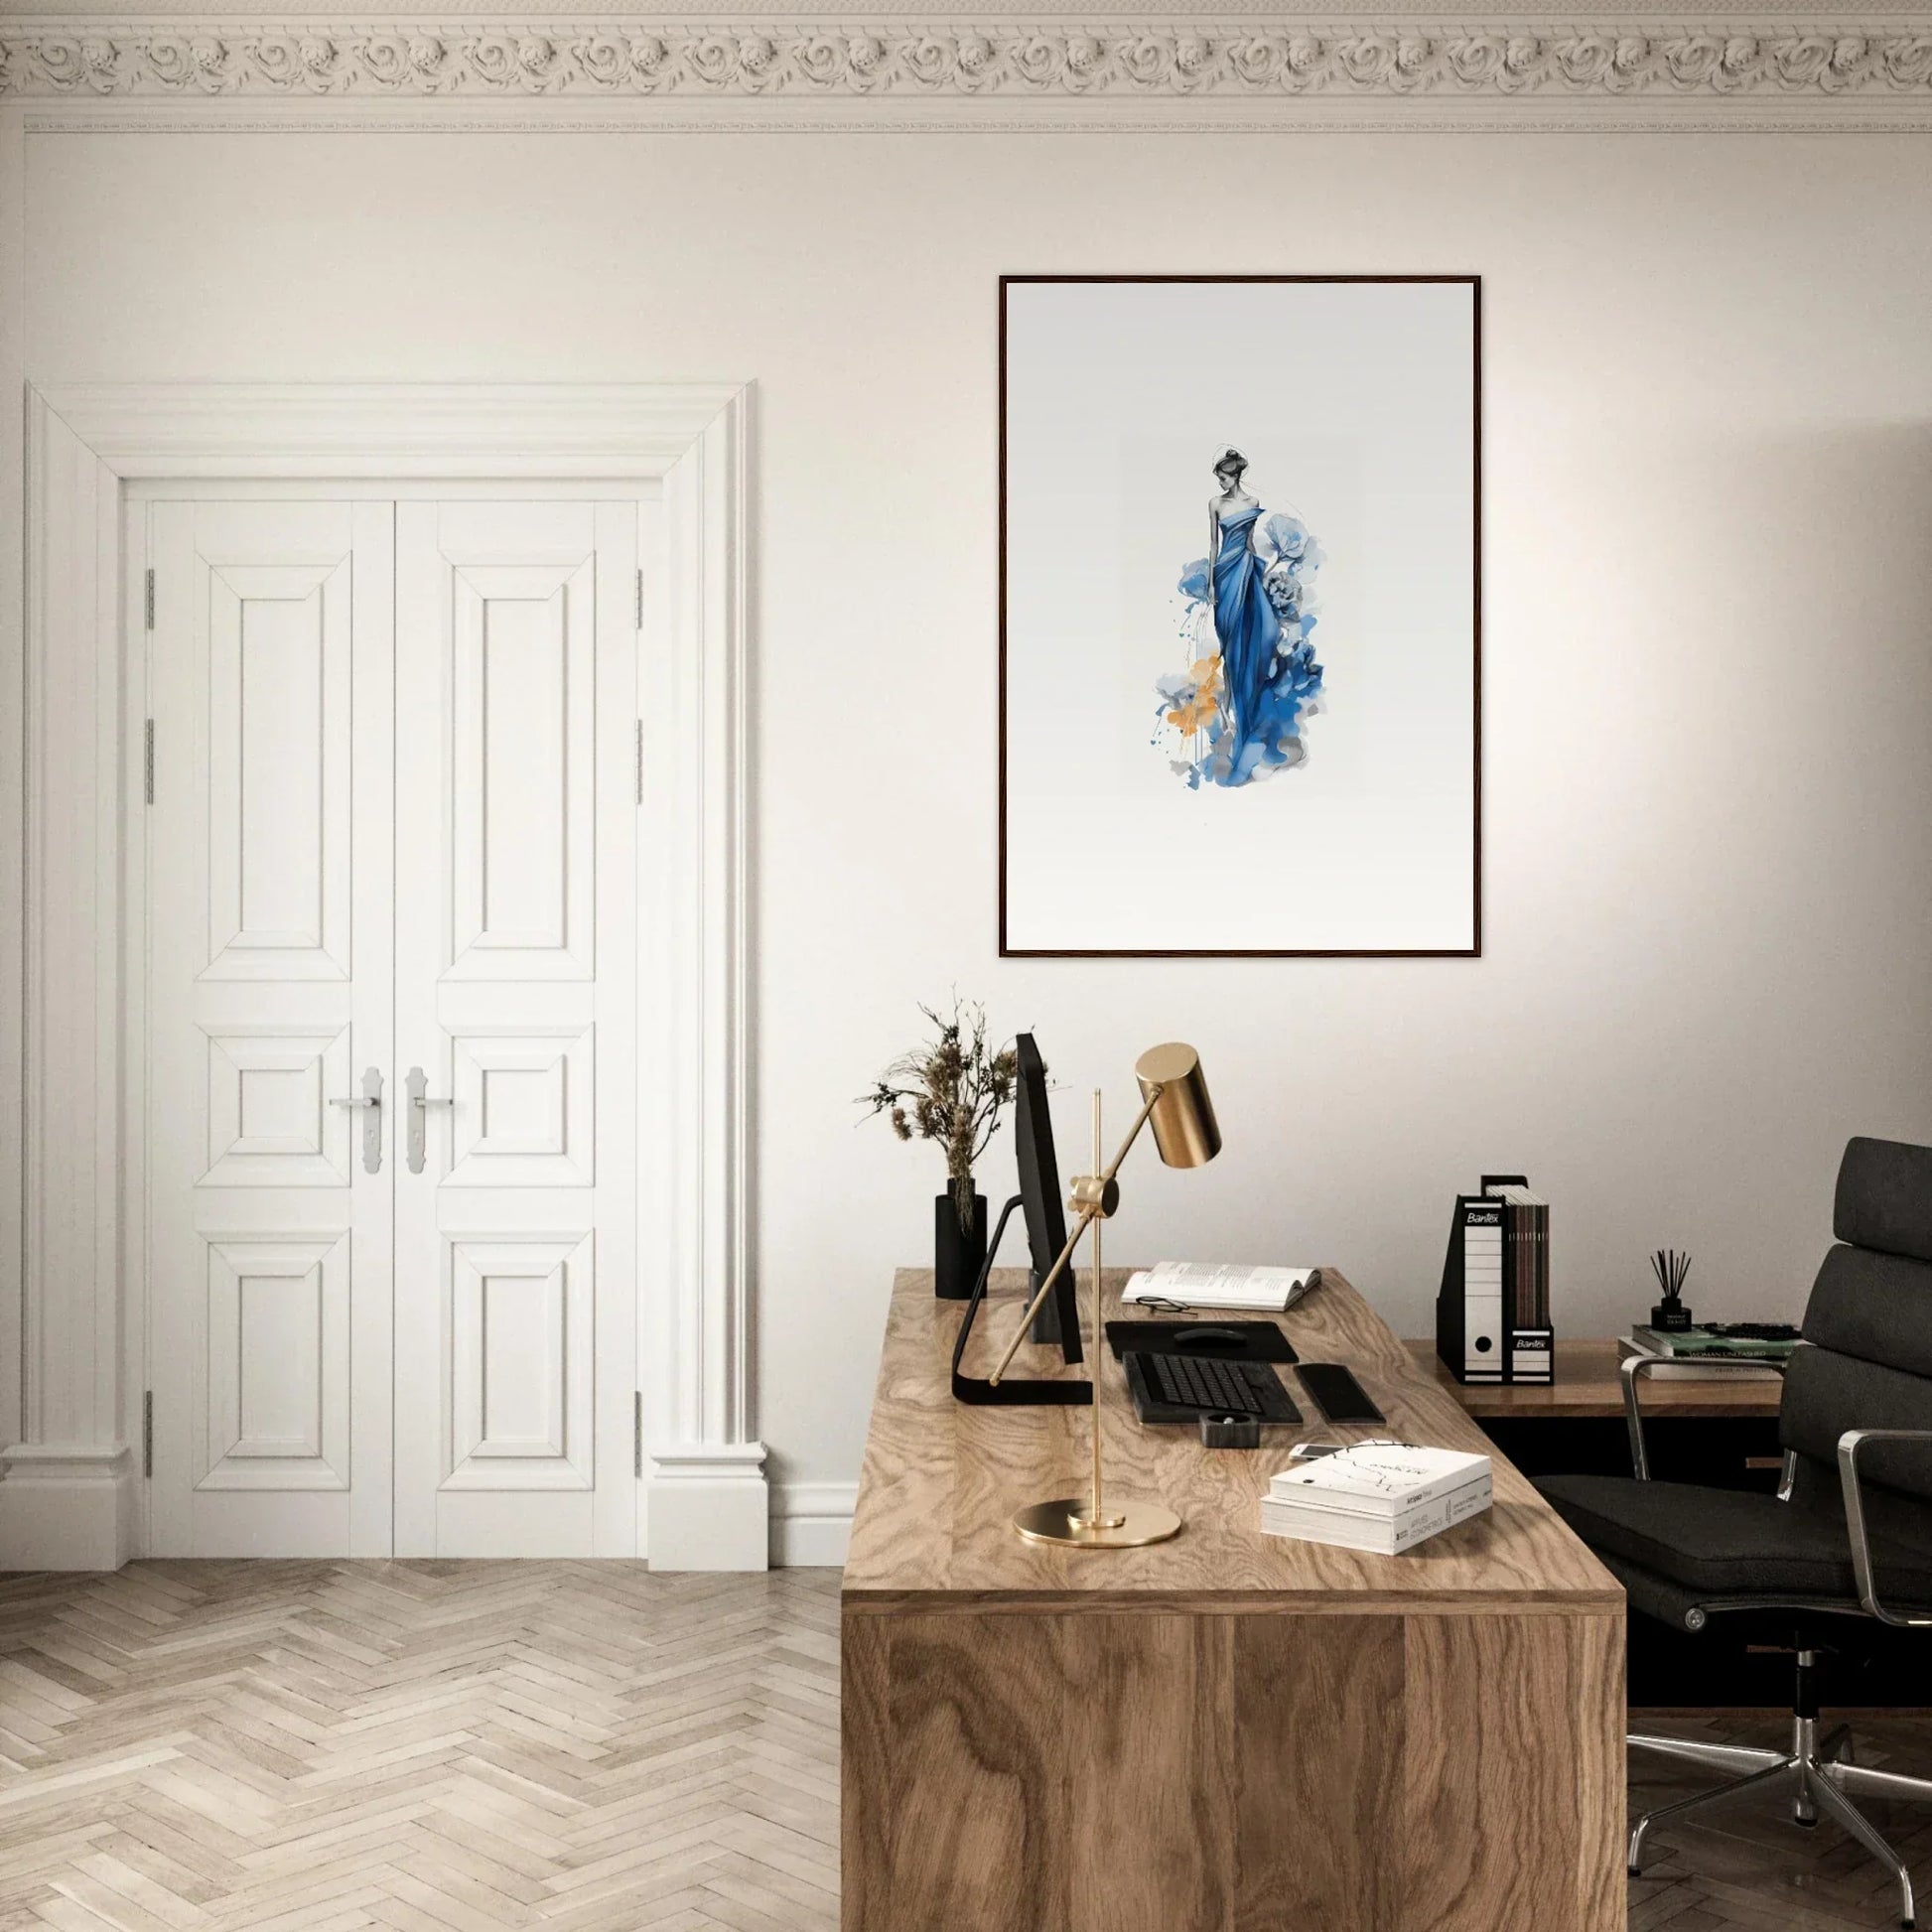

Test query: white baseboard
[771,1480,855,1568]
[0,1443,852,1573]
[0,1446,138,1571]
[645,1442,770,1571]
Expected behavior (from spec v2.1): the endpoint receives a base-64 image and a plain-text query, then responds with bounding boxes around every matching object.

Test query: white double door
[145,492,641,1557]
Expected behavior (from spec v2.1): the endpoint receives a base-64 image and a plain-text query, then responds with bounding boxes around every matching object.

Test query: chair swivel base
[1629,1714,1932,1929]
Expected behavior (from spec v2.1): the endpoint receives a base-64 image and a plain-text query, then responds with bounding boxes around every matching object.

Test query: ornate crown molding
[4,16,1932,113]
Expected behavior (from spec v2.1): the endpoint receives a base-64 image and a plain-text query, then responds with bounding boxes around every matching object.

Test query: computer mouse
[1174,1326,1247,1349]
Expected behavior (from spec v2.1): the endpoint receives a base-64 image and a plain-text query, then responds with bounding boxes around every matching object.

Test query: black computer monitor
[1014,1034,1083,1364]
[948,1033,1089,1405]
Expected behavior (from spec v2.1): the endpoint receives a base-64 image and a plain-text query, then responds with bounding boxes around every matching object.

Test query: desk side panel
[841,1603,1623,1932]
[1403,1610,1626,1932]
[1066,1614,1235,1932]
[844,1609,1071,1932]
[1233,1613,1405,1932]
[840,1612,891,1930]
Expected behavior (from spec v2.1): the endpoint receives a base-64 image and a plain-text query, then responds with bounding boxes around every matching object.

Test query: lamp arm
[987,1085,1165,1387]
[1097,1086,1165,1188]
[986,1206,1097,1388]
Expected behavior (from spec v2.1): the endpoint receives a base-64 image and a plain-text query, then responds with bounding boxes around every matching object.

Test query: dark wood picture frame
[997,273,1482,959]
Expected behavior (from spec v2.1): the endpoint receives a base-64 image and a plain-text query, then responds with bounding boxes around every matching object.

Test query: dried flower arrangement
[860,998,1020,1234]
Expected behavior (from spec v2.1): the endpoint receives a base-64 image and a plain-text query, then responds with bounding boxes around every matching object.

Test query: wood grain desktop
[842,1268,1626,1932]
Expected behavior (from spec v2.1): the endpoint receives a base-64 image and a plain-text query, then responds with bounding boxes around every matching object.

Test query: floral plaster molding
[4,18,1932,106]
[4,16,1932,131]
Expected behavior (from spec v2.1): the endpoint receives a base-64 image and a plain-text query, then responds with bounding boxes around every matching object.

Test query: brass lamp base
[1012,1497,1182,1549]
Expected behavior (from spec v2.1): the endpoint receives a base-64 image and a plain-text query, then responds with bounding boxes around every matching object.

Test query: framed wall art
[999,274,1481,957]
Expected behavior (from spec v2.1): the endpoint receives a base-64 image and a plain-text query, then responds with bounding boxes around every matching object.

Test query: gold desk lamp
[987,1041,1221,1549]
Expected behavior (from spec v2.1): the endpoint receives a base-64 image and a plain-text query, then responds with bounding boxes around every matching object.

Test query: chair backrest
[1780,1137,1932,1515]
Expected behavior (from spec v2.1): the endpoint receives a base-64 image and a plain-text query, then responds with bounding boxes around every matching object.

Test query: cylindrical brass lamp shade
[1133,1042,1221,1169]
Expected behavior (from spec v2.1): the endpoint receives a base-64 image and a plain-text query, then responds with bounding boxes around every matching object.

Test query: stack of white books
[1121,1261,1318,1312]
[1260,1444,1493,1556]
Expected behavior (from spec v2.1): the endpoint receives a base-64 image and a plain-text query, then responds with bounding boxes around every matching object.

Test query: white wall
[21,125,1932,1522]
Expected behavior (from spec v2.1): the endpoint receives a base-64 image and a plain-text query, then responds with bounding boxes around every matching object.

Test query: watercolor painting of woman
[1156,447,1325,789]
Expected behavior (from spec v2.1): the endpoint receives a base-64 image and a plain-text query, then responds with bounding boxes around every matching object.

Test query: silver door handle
[405,1065,454,1175]
[330,1066,384,1174]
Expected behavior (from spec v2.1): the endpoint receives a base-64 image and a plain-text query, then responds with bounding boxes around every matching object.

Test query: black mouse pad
[1104,1319,1297,1364]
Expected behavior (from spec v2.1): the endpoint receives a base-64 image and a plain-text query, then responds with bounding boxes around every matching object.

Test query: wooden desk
[1407,1336,1784,1420]
[843,1269,1625,1932]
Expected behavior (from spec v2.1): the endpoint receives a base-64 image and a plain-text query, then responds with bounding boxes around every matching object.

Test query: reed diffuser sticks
[1650,1249,1692,1304]
[1649,1248,1694,1330]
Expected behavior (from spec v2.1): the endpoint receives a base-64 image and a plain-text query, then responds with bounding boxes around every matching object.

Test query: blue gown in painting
[1154,502,1324,789]
[1212,506,1279,777]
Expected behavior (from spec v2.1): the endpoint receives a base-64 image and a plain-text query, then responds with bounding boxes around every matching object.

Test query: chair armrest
[1620,1351,1789,1481]
[1837,1429,1932,1627]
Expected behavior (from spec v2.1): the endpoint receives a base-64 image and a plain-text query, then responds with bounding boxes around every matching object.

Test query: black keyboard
[1126,1351,1302,1424]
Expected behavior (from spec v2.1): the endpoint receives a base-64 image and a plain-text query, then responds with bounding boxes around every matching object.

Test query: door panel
[446,1233,594,1488]
[147,500,394,1557]
[446,1027,595,1187]
[450,561,596,978]
[203,563,352,979]
[201,1234,349,1490]
[393,500,637,1557]
[201,1025,353,1187]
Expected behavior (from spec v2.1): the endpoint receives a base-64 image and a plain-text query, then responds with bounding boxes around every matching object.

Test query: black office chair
[1538,1136,1932,1930]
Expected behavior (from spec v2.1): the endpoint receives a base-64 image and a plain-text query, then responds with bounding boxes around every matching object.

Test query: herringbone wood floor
[0,1563,839,1932]
[0,1564,1926,1930]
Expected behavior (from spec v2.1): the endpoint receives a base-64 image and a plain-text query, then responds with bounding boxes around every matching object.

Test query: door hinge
[634,720,644,806]
[633,1392,643,1478]
[635,567,644,630]
[144,720,156,805]
[143,568,155,630]
[142,1391,154,1478]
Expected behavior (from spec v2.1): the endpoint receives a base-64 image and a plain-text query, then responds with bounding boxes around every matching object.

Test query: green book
[1631,1324,1797,1360]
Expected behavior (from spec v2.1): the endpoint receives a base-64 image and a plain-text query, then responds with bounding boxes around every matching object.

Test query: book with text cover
[1619,1335,1784,1382]
[1260,1444,1492,1555]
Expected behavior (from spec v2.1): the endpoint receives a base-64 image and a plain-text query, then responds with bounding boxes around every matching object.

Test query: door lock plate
[329,1066,385,1173]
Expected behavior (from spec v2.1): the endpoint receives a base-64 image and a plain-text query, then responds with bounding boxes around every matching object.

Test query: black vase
[934,1189,989,1300]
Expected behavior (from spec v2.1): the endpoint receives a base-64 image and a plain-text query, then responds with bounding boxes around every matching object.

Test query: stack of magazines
[1259,1444,1492,1556]
[1618,1323,1798,1382]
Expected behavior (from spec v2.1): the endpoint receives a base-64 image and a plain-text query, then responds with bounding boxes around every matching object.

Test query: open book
[1121,1261,1319,1313]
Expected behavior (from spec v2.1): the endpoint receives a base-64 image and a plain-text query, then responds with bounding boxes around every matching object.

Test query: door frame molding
[8,381,764,1571]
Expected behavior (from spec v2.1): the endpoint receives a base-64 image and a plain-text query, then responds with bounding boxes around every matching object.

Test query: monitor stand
[1029,1266,1075,1346]
[951,1196,1091,1407]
